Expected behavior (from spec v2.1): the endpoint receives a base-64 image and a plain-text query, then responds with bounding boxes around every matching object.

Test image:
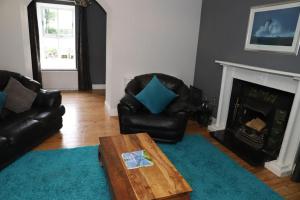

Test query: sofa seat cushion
[0,106,65,145]
[33,106,65,121]
[121,114,179,131]
[0,119,42,145]
[0,107,64,121]
[0,108,14,122]
[0,109,39,122]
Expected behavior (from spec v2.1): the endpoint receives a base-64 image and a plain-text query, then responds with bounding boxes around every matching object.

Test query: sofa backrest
[125,73,184,96]
[0,70,41,93]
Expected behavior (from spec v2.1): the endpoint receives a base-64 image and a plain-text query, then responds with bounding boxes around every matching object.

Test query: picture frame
[245,1,300,55]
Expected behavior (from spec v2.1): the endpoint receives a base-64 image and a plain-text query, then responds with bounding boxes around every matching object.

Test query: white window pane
[37,3,76,70]
[58,10,73,35]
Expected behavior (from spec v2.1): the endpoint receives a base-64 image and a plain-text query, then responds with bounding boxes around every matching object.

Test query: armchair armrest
[35,89,62,109]
[173,111,189,141]
[175,111,189,124]
[125,79,140,96]
[118,94,142,114]
[166,100,189,115]
[0,136,8,150]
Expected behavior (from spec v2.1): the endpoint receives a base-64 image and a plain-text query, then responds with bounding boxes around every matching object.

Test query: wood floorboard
[35,91,300,199]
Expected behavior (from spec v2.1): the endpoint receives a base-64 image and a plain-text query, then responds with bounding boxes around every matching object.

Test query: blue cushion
[0,92,7,113]
[135,75,177,114]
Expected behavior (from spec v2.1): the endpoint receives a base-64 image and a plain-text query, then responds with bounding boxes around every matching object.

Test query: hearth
[211,79,294,165]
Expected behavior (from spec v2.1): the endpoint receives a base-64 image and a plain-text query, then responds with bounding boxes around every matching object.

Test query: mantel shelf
[215,60,300,79]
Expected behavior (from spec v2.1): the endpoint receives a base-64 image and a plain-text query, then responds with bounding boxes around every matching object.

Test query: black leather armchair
[118,73,190,143]
[0,70,65,170]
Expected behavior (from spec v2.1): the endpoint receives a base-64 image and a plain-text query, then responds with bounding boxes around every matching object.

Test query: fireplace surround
[208,60,300,177]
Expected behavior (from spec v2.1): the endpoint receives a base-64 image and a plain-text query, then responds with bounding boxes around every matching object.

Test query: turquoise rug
[0,135,282,200]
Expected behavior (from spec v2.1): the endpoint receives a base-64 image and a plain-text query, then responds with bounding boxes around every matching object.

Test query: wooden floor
[35,91,300,199]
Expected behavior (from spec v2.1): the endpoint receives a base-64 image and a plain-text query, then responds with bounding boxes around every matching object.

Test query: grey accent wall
[194,0,300,116]
[86,1,106,84]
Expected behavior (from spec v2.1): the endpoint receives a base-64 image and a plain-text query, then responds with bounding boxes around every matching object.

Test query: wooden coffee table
[98,133,192,200]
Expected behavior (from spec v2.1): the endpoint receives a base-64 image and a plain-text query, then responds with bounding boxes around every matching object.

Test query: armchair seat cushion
[0,137,8,150]
[122,114,179,131]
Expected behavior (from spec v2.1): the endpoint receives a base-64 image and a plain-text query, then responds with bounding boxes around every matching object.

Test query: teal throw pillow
[135,75,177,114]
[0,92,7,113]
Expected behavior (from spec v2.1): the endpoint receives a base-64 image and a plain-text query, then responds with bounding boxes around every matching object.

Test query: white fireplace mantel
[208,60,300,177]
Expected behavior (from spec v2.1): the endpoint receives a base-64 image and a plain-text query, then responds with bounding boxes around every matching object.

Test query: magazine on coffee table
[121,150,153,169]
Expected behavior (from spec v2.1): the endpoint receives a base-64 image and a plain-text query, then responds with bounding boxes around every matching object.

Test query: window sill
[41,69,77,72]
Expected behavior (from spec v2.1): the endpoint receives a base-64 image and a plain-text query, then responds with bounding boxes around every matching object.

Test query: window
[37,3,76,70]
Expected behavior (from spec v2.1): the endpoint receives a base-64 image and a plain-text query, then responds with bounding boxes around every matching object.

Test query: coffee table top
[98,133,192,200]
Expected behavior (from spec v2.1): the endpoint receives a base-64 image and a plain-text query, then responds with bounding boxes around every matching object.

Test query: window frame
[36,2,77,71]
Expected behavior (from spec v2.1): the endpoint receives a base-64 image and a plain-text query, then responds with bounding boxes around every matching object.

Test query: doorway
[27,0,106,90]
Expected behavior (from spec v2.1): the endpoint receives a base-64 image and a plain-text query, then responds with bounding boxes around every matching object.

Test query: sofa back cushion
[125,73,183,96]
[4,78,37,113]
[0,70,41,92]
[0,71,18,90]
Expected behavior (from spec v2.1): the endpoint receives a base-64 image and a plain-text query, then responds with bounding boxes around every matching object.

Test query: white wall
[104,0,202,115]
[0,0,32,77]
[0,0,202,116]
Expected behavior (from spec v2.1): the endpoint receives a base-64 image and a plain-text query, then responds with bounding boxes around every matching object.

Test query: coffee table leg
[98,144,103,167]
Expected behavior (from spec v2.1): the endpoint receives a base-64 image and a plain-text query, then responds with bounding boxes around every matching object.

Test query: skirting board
[45,88,78,91]
[92,84,106,90]
[265,160,294,177]
[104,101,118,116]
[45,85,105,91]
[207,117,218,131]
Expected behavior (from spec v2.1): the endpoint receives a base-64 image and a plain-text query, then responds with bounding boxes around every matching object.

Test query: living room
[1,0,300,199]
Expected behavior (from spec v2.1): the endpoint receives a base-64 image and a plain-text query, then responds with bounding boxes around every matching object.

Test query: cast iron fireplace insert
[211,79,294,166]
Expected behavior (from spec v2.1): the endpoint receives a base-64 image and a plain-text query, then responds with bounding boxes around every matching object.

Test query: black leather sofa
[118,73,190,143]
[0,70,65,170]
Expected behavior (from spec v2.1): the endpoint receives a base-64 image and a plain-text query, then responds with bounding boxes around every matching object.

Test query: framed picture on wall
[245,1,300,55]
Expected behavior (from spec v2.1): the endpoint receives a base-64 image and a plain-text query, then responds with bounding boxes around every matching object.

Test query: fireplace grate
[211,78,294,166]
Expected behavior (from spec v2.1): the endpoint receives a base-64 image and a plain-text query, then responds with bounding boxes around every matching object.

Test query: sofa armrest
[35,89,62,109]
